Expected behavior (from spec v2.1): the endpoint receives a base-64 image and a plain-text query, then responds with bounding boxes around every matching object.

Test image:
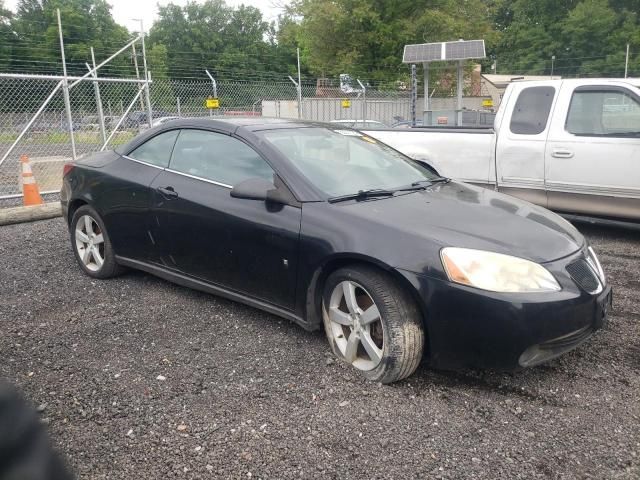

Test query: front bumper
[399,249,612,371]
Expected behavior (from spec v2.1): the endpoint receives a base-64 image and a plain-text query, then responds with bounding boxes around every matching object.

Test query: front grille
[566,258,601,293]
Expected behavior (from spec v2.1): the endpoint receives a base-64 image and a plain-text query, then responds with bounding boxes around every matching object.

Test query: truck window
[510,86,555,135]
[566,89,640,136]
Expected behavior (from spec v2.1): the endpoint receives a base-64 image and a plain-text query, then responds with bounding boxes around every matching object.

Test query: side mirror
[231,178,289,204]
[230,178,273,201]
[230,177,299,207]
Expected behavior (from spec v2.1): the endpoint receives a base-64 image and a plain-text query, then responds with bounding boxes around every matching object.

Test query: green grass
[0,130,135,146]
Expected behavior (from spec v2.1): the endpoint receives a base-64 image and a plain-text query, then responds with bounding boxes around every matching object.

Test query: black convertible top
[116,116,328,155]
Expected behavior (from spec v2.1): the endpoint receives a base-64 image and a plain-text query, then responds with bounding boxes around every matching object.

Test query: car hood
[332,181,584,266]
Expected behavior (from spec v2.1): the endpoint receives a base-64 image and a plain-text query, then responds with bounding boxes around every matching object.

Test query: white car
[152,116,181,127]
[330,119,387,129]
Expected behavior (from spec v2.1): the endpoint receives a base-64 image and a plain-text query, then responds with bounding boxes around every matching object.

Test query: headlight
[440,247,561,293]
[586,246,605,284]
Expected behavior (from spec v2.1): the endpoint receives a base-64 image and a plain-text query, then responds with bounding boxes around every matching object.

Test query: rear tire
[70,205,123,279]
[322,265,424,384]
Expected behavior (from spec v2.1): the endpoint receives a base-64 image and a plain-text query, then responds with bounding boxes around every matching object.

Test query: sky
[4,0,288,32]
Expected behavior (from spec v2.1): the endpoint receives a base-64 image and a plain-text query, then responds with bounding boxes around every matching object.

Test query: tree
[490,0,640,76]
[288,0,496,83]
[9,0,132,76]
[0,0,13,70]
[148,0,290,81]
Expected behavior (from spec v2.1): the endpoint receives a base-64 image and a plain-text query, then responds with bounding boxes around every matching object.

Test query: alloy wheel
[327,280,385,371]
[75,214,105,272]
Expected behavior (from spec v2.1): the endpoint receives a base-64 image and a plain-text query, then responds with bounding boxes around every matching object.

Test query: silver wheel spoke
[75,215,105,272]
[81,246,92,265]
[329,306,352,326]
[344,332,360,364]
[360,304,380,325]
[92,247,104,268]
[343,282,360,315]
[326,279,385,371]
[75,229,89,244]
[361,331,383,364]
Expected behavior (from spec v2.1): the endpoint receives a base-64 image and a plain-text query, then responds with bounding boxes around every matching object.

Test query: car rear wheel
[70,205,123,279]
[322,265,424,384]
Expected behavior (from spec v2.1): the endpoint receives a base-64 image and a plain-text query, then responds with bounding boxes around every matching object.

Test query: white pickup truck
[366,79,640,224]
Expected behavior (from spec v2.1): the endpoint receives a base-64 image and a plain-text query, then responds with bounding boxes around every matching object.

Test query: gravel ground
[0,218,638,479]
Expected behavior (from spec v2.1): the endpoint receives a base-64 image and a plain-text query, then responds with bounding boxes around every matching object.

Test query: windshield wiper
[328,189,396,203]
[394,178,451,193]
[411,177,450,187]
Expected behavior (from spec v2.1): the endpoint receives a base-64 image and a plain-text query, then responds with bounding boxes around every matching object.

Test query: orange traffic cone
[20,154,44,206]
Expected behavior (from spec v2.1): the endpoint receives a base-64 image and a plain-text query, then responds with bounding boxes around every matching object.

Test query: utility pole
[551,55,556,78]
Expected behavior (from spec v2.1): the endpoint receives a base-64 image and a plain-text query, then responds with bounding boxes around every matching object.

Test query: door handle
[157,186,179,199]
[551,149,574,159]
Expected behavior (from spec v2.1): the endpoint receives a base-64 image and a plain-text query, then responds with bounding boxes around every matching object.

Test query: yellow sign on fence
[206,97,220,109]
[482,99,494,108]
[341,99,351,108]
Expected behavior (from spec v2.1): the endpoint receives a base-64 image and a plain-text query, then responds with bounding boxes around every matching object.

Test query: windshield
[258,127,438,197]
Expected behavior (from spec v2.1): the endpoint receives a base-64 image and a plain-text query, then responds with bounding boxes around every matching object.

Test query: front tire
[322,265,424,384]
[70,205,123,279]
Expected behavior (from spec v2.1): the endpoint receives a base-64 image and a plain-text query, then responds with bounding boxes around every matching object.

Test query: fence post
[177,97,181,117]
[287,75,301,119]
[457,60,464,126]
[138,20,153,128]
[131,42,147,115]
[423,62,429,113]
[296,47,302,119]
[89,47,106,144]
[357,79,366,121]
[205,70,217,118]
[411,64,417,127]
[57,9,77,161]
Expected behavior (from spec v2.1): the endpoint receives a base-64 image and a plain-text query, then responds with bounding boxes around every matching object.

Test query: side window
[566,89,640,136]
[170,129,274,186]
[509,86,556,135]
[128,130,179,168]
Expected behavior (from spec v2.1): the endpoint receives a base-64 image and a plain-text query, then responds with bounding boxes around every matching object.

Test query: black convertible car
[61,118,612,384]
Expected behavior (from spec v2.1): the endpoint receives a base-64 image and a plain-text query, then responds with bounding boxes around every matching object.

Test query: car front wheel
[322,265,424,384]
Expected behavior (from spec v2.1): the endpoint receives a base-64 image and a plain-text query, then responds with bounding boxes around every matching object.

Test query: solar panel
[445,40,485,61]
[402,40,485,63]
[403,43,442,63]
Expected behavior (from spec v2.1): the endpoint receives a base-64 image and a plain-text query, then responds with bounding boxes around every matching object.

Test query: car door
[495,84,558,207]
[102,129,179,262]
[149,128,302,310]
[545,84,640,221]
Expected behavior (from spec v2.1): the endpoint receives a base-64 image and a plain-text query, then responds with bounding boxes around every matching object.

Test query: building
[481,74,562,108]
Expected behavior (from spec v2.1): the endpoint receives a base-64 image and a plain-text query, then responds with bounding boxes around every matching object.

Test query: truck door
[495,84,558,207]
[545,83,640,221]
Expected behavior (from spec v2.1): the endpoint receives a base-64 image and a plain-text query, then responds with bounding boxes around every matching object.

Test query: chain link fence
[0,74,419,202]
